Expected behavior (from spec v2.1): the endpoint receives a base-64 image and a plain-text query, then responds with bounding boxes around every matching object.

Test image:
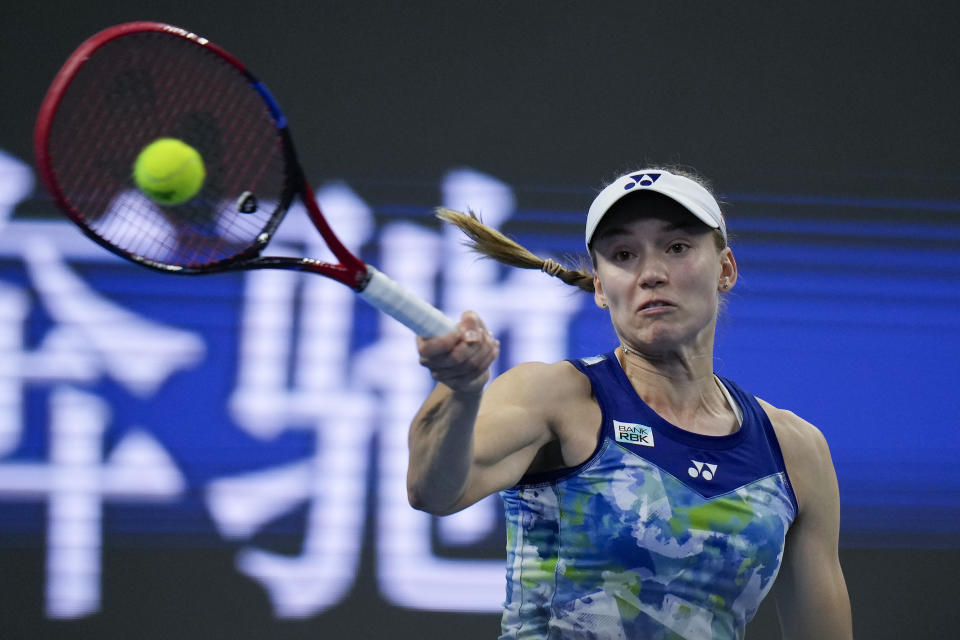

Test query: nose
[638,255,668,289]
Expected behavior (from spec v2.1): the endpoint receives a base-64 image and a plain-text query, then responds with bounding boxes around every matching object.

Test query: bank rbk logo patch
[614,421,655,447]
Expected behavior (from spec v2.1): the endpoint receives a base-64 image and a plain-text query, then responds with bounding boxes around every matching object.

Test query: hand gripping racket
[34,22,455,337]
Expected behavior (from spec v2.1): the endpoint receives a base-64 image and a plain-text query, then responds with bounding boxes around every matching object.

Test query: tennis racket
[34,21,455,337]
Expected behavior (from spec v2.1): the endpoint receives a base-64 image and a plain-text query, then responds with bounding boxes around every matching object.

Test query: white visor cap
[585,170,726,248]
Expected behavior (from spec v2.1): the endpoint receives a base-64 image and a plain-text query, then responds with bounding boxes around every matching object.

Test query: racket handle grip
[359,266,457,337]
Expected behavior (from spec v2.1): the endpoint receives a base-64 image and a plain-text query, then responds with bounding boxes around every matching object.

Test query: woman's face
[591,194,736,356]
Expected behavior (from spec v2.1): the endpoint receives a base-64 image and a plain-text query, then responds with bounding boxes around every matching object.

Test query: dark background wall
[6,1,960,201]
[1,2,959,638]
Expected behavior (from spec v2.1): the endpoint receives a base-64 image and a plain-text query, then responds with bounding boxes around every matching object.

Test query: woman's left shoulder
[755,397,837,513]
[755,398,830,455]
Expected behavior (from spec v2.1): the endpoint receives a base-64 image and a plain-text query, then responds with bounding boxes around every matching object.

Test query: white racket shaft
[359,266,456,337]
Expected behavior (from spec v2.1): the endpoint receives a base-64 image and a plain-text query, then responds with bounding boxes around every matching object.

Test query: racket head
[34,22,308,275]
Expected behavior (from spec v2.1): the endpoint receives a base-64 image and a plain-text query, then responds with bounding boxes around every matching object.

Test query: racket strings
[45,31,289,269]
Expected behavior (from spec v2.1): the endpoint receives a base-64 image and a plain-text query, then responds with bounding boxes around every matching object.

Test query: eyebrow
[662,220,702,232]
[595,219,701,242]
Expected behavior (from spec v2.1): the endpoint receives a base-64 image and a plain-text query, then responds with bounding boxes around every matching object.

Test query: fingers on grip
[417,311,498,391]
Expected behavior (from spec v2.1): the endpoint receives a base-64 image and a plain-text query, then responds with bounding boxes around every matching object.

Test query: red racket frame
[34,21,368,289]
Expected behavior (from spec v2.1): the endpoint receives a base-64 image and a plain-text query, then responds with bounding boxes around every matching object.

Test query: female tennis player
[407,168,852,639]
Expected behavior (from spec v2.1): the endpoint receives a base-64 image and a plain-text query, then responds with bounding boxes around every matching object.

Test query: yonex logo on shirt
[613,421,654,447]
[688,460,718,481]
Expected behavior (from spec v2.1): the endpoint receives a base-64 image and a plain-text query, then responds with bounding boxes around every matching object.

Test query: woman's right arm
[406,311,558,515]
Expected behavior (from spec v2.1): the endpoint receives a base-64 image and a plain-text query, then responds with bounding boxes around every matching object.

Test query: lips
[639,300,675,312]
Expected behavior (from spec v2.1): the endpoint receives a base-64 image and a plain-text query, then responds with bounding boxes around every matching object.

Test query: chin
[628,324,702,353]
[631,331,682,352]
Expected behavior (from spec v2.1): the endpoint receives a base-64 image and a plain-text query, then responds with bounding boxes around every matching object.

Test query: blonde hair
[434,168,727,295]
[435,208,596,292]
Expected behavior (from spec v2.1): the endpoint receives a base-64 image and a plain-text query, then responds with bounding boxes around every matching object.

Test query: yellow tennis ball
[133,138,206,205]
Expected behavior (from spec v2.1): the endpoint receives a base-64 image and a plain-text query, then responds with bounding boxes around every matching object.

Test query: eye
[668,243,689,254]
[612,249,634,262]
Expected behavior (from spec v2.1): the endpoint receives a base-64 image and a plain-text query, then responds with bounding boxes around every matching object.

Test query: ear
[718,247,738,292]
[594,273,608,309]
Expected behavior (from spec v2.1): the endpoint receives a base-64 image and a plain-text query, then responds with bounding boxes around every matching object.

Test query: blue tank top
[499,352,798,639]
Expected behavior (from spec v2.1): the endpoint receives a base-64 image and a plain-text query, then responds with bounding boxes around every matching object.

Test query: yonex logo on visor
[585,169,727,248]
[626,172,661,188]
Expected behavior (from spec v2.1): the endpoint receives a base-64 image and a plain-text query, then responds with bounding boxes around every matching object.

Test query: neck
[618,342,713,388]
[616,343,733,435]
